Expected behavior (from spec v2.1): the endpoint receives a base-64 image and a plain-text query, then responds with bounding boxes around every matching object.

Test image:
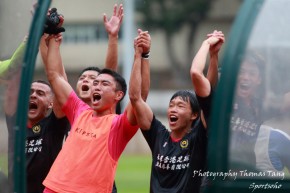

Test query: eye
[177,102,187,109]
[89,75,97,80]
[102,81,110,86]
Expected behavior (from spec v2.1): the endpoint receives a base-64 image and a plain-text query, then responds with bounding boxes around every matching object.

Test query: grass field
[0,153,8,175]
[115,154,151,193]
[0,153,151,192]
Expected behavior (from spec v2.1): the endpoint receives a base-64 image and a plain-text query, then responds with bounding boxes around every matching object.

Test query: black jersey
[230,96,276,168]
[142,94,211,193]
[6,112,70,193]
[142,117,207,193]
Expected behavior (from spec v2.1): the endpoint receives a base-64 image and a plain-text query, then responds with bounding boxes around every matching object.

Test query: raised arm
[103,4,123,71]
[0,37,26,79]
[206,30,225,88]
[45,33,73,107]
[40,33,68,118]
[137,29,151,101]
[128,33,153,130]
[190,30,224,97]
[4,38,27,116]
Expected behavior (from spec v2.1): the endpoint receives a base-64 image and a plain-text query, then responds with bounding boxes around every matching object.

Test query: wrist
[203,40,211,46]
[108,33,118,39]
[142,51,150,59]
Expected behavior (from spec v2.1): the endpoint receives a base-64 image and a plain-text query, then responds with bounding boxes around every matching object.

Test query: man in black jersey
[5,78,70,193]
[129,31,224,193]
[2,4,70,192]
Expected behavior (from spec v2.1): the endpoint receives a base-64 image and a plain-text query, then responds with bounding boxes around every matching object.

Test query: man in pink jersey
[41,28,150,192]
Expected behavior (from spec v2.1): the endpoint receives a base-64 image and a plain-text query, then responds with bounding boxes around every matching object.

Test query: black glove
[43,8,65,35]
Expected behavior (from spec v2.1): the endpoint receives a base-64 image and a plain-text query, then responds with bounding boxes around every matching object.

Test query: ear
[115,90,124,101]
[190,112,198,121]
[47,101,53,110]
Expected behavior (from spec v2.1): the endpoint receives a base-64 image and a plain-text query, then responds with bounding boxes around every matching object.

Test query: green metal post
[13,0,51,192]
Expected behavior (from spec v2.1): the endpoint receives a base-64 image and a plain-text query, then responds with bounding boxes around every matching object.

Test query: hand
[134,37,143,54]
[206,30,225,55]
[103,4,123,37]
[136,29,151,54]
[45,33,63,46]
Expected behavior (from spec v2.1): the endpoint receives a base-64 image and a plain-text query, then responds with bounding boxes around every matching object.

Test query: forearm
[129,53,142,102]
[46,39,72,107]
[190,41,211,97]
[0,41,26,77]
[141,58,150,101]
[39,35,48,66]
[105,35,118,71]
[207,53,219,88]
[190,41,210,76]
[129,52,148,121]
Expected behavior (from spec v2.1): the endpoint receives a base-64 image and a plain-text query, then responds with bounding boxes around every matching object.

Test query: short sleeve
[62,91,90,125]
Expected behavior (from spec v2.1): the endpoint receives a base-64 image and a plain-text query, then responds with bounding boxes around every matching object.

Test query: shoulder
[269,128,290,142]
[259,125,290,147]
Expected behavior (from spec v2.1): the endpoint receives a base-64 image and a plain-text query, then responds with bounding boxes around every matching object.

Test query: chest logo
[180,139,188,148]
[32,125,41,134]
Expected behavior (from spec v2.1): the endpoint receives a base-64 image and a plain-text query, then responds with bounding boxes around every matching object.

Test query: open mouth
[81,85,90,91]
[239,83,250,90]
[29,102,38,110]
[93,93,101,102]
[169,115,178,123]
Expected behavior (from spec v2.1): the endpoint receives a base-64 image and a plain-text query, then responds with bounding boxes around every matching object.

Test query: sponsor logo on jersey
[32,125,41,134]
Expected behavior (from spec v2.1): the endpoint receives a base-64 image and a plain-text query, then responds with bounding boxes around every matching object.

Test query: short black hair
[78,66,101,78]
[32,80,51,89]
[243,51,265,75]
[99,68,127,101]
[243,51,266,98]
[31,80,53,96]
[170,90,200,114]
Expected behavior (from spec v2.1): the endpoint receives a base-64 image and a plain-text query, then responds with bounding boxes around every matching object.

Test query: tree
[136,0,212,86]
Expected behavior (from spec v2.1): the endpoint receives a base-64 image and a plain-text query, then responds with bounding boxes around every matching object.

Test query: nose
[82,77,89,83]
[92,83,101,91]
[240,71,251,81]
[168,105,177,113]
[30,91,37,98]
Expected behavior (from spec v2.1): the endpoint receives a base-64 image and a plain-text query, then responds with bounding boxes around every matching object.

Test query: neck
[170,126,192,140]
[84,98,92,106]
[27,119,39,128]
[93,106,116,117]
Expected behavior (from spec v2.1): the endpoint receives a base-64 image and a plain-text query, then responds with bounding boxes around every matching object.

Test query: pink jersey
[43,92,138,193]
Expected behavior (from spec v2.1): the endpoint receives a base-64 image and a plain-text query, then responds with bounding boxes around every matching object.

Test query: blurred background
[0,0,243,154]
[0,0,244,192]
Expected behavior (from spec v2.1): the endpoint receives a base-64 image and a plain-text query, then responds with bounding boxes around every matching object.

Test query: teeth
[169,115,178,122]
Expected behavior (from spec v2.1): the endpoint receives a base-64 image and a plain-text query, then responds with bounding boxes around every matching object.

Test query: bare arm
[190,31,224,97]
[128,35,153,130]
[45,34,73,108]
[4,38,27,116]
[206,31,225,88]
[103,4,123,71]
[190,31,225,128]
[137,29,151,101]
[40,34,68,118]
